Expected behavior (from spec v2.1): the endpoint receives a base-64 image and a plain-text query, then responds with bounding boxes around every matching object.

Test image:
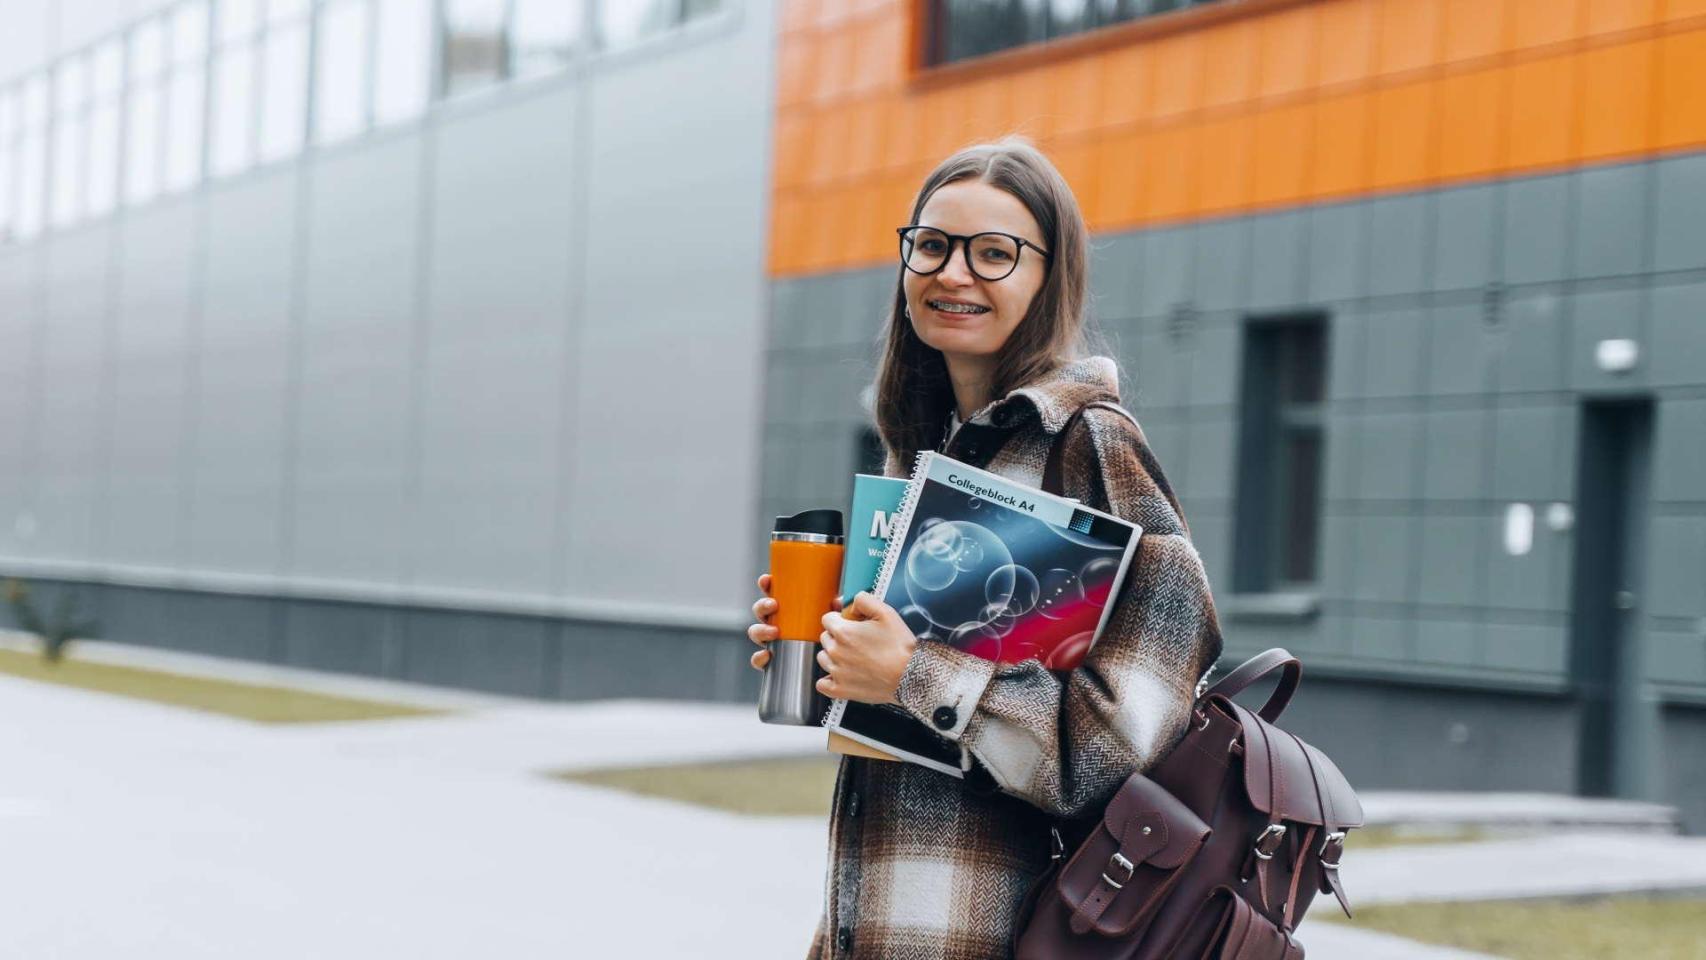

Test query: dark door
[1567,397,1654,798]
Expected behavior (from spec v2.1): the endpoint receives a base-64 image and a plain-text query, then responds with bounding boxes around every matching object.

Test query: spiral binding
[822,448,935,731]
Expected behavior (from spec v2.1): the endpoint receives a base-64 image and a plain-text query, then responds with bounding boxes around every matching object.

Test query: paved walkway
[3,640,1702,959]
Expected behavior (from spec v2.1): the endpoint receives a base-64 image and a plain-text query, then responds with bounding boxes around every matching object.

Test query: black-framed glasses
[897,225,1050,282]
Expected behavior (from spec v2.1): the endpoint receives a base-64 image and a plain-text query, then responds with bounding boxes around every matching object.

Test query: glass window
[17,75,50,235]
[22,74,49,130]
[0,88,16,239]
[258,20,308,162]
[164,69,206,191]
[210,43,257,176]
[929,0,1224,66]
[314,0,371,145]
[0,88,17,144]
[373,0,431,125]
[1047,0,1094,36]
[171,1,212,65]
[1233,316,1328,592]
[124,83,163,204]
[85,40,124,219]
[218,0,264,42]
[52,119,86,227]
[51,58,89,227]
[268,0,311,23]
[91,40,125,98]
[442,0,508,96]
[596,0,677,49]
[934,0,1030,64]
[509,0,582,79]
[130,20,167,82]
[86,100,120,215]
[683,0,723,19]
[17,130,46,238]
[0,150,13,240]
[55,57,89,117]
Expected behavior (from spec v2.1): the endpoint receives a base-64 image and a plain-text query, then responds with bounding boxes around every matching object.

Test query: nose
[937,238,976,286]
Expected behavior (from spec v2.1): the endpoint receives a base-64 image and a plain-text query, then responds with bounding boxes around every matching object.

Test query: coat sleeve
[891,407,1225,819]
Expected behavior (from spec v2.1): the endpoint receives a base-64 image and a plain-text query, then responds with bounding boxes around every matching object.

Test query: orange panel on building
[769,0,1706,276]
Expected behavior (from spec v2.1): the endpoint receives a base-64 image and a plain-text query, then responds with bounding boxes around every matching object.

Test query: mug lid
[773,508,843,539]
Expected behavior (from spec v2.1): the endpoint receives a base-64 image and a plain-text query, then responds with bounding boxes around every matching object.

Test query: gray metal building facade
[3,0,1704,835]
[764,157,1706,831]
[1,0,776,703]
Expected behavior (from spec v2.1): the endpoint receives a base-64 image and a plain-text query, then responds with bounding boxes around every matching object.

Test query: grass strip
[0,647,443,724]
[1321,895,1706,959]
[1346,824,1489,849]
[553,756,841,816]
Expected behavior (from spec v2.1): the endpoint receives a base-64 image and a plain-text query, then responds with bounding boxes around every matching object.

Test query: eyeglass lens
[901,227,1022,281]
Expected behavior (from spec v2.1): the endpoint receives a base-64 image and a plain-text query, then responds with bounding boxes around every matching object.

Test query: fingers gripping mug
[759,509,845,726]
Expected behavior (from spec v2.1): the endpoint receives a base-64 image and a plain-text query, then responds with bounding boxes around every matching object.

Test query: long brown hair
[873,136,1095,472]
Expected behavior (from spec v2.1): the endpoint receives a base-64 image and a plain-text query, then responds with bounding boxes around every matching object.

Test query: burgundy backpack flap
[1224,701,1362,830]
[1295,737,1361,917]
[1211,889,1305,960]
[1056,773,1210,937]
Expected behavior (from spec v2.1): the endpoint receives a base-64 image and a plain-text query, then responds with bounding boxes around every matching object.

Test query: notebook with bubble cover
[823,450,1140,778]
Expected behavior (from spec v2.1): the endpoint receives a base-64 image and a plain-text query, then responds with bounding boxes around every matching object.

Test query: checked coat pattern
[805,355,1225,960]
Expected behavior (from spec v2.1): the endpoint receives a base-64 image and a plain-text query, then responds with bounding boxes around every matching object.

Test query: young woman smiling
[748,138,1225,960]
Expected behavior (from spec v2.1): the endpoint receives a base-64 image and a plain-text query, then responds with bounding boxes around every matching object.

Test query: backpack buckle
[1320,831,1346,871]
[1101,852,1134,889]
[1050,826,1065,861]
[1252,823,1288,861]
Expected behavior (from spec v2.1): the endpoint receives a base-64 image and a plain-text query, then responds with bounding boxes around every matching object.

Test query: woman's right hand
[748,574,779,671]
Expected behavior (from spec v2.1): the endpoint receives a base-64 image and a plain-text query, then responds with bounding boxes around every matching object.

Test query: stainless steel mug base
[758,639,829,726]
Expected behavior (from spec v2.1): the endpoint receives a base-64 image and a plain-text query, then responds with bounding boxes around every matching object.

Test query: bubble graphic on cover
[948,620,988,647]
[1044,630,1096,671]
[1036,567,1084,620]
[897,603,933,639]
[1080,557,1121,597]
[977,601,1017,638]
[903,520,1014,630]
[907,524,962,591]
[986,563,1040,616]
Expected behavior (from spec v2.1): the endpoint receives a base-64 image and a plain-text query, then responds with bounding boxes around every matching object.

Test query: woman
[748,138,1224,959]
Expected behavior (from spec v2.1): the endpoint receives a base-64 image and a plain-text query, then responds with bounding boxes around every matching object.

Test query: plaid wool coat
[805,355,1225,960]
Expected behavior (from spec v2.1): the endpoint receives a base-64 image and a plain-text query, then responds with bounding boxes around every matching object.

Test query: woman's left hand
[817,592,918,705]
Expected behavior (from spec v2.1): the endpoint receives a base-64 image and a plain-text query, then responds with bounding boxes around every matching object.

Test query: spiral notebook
[823,450,1141,778]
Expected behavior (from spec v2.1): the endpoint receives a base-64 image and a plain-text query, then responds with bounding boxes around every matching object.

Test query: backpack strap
[1041,400,1138,497]
[1203,648,1301,724]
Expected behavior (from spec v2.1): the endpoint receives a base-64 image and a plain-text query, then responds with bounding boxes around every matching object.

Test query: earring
[904,305,911,320]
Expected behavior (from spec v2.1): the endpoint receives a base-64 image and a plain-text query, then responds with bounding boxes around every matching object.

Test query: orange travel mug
[759,509,845,725]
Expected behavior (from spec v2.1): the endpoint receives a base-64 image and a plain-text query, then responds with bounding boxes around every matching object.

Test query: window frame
[0,0,733,242]
[910,0,1304,86]
[1231,312,1329,600]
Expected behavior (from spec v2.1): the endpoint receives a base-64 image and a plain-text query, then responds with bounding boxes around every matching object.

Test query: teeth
[930,300,988,314]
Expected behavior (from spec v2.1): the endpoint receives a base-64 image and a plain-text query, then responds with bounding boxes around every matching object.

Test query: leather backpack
[1019,401,1364,957]
[1011,649,1363,959]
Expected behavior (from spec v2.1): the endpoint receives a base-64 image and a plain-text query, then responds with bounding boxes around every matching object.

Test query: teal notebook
[840,474,910,601]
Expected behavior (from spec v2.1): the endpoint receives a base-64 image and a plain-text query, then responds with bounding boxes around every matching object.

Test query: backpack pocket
[1203,886,1303,960]
[1053,773,1211,938]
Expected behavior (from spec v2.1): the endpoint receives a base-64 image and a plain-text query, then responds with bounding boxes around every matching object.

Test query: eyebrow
[916,223,1043,246]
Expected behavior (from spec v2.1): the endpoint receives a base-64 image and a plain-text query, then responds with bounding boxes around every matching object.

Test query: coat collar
[965,355,1121,435]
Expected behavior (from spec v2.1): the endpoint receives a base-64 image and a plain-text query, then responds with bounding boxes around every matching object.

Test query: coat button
[932,706,957,730]
[848,791,860,818]
[836,926,853,951]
